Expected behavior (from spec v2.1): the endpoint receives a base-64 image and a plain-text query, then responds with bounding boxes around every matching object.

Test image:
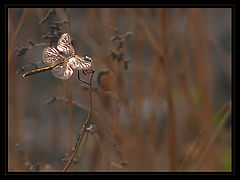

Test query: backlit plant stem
[63,70,94,172]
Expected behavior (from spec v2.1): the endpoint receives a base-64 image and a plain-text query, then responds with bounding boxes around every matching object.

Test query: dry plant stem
[63,78,73,157]
[159,9,176,171]
[45,95,113,138]
[8,9,29,62]
[165,60,176,171]
[9,9,29,170]
[125,9,163,57]
[194,103,231,170]
[71,131,90,171]
[63,70,94,172]
[127,8,178,170]
[75,131,90,161]
[16,143,36,171]
[177,101,231,171]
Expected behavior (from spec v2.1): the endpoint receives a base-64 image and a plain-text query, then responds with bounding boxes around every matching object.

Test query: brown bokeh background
[8,8,231,172]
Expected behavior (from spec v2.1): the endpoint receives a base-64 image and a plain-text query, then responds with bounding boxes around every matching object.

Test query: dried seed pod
[27,39,35,46]
[16,47,28,56]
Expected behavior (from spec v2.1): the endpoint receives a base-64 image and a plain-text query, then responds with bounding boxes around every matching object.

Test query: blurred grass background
[8,8,231,172]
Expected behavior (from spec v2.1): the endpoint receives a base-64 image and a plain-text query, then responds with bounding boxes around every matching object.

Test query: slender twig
[74,131,90,162]
[62,70,95,172]
[44,95,113,135]
[71,124,97,171]
[63,78,73,157]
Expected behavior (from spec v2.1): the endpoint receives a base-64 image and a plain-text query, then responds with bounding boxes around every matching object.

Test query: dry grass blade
[194,103,231,170]
[177,101,231,171]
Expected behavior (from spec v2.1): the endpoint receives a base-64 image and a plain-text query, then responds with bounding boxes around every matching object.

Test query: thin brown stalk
[165,63,176,171]
[125,9,163,57]
[8,9,29,62]
[159,9,177,171]
[44,95,114,141]
[71,131,90,171]
[194,104,231,170]
[9,9,29,171]
[75,131,90,161]
[177,101,231,171]
[62,70,94,172]
[16,143,37,171]
[63,78,73,157]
